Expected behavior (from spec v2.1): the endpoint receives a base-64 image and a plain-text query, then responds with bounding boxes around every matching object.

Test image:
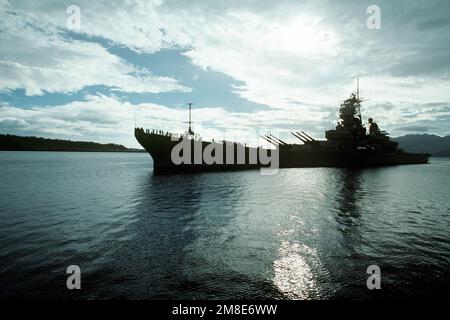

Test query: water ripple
[0,152,449,299]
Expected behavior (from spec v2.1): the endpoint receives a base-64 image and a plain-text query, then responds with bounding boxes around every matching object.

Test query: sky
[0,0,449,148]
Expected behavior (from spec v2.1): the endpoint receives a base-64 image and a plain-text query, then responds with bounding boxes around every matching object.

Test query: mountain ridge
[392,134,450,157]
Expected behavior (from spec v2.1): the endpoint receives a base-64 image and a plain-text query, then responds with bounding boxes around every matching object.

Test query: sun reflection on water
[273,241,318,299]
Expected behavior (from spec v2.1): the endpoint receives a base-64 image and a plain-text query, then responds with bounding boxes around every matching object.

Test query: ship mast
[187,102,194,135]
[355,76,362,121]
[357,76,359,100]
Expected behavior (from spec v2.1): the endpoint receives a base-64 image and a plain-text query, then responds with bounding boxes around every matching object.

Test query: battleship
[135,82,430,173]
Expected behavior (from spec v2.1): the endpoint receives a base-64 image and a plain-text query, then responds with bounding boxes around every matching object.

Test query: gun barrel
[301,131,316,141]
[296,131,311,142]
[260,135,278,146]
[269,134,287,145]
[260,135,272,145]
[265,135,281,145]
[291,132,308,143]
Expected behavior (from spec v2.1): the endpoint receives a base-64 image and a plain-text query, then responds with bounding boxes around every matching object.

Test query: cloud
[0,3,189,96]
[5,1,450,106]
[396,125,436,132]
[0,1,438,100]
[0,94,129,136]
[417,17,450,31]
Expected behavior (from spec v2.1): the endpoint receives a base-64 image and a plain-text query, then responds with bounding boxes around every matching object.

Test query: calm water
[0,151,449,300]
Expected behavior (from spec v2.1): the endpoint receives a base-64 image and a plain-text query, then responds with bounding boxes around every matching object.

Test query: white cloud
[8,1,449,107]
[0,3,189,95]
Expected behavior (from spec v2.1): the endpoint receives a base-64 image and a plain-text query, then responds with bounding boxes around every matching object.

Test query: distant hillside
[0,134,140,152]
[393,134,450,157]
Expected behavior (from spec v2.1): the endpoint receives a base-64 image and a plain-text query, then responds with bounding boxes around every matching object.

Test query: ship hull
[278,148,430,168]
[135,128,430,173]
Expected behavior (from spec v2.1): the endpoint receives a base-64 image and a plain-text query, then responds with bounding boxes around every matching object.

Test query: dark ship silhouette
[135,81,430,173]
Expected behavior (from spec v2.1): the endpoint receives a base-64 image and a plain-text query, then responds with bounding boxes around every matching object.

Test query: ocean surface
[0,151,449,300]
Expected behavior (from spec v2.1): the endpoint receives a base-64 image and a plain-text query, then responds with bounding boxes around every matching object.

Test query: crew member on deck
[368,118,380,135]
